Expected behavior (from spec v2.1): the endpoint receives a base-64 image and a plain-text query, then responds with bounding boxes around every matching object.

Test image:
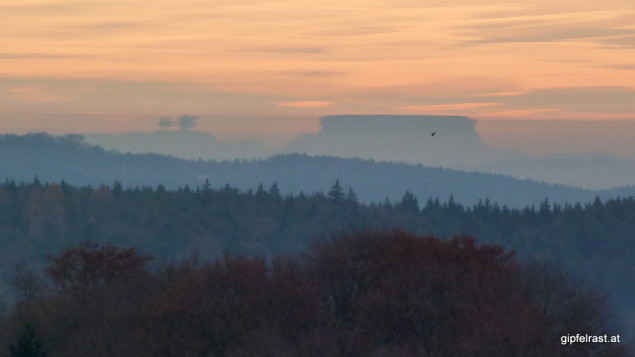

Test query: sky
[1,0,635,149]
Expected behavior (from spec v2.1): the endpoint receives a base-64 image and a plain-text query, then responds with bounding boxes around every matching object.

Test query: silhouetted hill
[77,115,635,189]
[84,129,268,160]
[598,185,635,198]
[462,156,635,189]
[284,114,511,166]
[0,132,608,208]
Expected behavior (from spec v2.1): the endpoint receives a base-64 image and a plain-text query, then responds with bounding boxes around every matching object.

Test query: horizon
[2,1,634,146]
[5,114,634,160]
[4,115,635,190]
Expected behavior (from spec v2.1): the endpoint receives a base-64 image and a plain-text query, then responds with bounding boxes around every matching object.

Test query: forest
[0,178,633,355]
[1,231,630,356]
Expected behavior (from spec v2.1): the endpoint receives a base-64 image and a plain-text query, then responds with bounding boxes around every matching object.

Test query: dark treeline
[2,232,630,356]
[0,179,635,335]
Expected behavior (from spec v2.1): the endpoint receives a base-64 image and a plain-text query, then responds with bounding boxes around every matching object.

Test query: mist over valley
[81,115,635,190]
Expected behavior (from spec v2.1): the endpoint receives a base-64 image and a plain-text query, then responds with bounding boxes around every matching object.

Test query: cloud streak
[277,101,335,108]
[274,71,345,78]
[243,47,326,54]
[473,86,635,119]
[401,102,501,113]
[459,10,635,47]
[0,53,82,59]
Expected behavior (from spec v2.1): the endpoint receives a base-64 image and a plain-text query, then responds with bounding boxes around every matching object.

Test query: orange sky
[1,0,635,144]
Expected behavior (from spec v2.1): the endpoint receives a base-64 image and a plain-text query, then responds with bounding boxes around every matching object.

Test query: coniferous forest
[0,179,633,355]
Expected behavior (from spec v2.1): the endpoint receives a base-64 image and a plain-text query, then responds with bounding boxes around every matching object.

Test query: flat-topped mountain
[284,115,512,166]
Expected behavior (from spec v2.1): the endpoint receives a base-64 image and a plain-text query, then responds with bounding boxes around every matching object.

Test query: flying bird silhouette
[431,132,436,136]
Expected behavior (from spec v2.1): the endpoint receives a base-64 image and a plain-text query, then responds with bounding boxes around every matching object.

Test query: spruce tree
[327,180,344,203]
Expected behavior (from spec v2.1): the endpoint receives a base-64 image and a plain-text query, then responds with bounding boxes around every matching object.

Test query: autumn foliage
[1,231,630,356]
[45,242,153,291]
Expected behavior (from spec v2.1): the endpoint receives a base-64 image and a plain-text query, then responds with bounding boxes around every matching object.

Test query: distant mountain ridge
[84,129,268,160]
[284,114,511,166]
[457,156,635,189]
[76,115,635,189]
[0,132,629,208]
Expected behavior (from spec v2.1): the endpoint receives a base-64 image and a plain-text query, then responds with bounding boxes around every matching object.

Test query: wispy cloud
[475,91,528,97]
[597,34,635,48]
[605,64,635,70]
[245,47,326,54]
[308,24,399,37]
[1,85,72,102]
[277,101,335,108]
[376,77,521,98]
[0,53,82,59]
[473,86,635,119]
[401,102,500,113]
[274,71,345,78]
[502,86,635,110]
[473,108,563,119]
[459,10,635,46]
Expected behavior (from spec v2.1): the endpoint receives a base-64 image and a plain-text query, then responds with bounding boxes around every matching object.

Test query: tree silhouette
[396,190,419,213]
[8,324,47,357]
[327,180,344,203]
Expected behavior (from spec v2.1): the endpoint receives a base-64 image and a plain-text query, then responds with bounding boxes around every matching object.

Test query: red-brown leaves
[3,232,628,356]
[45,242,153,291]
[304,230,524,355]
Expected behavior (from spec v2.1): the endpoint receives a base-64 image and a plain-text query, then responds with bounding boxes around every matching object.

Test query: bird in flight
[431,132,436,136]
